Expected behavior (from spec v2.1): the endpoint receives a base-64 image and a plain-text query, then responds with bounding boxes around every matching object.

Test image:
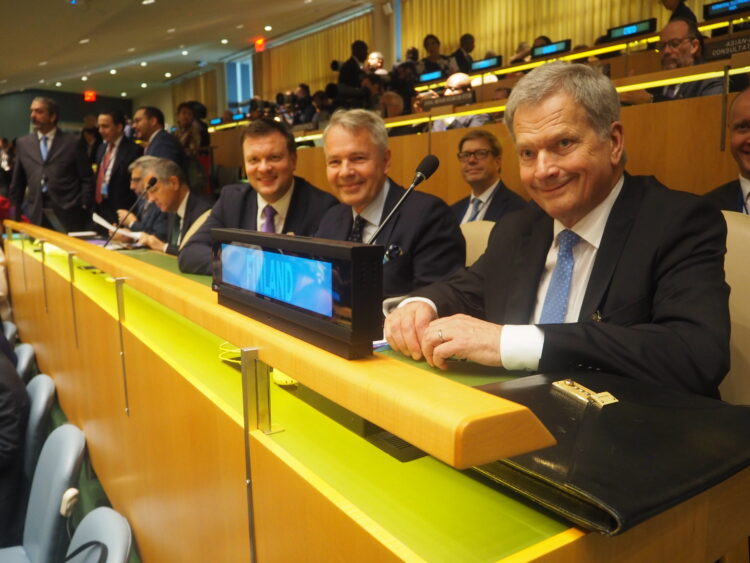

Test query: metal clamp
[38,239,48,313]
[553,379,618,408]
[114,277,130,415]
[66,252,79,348]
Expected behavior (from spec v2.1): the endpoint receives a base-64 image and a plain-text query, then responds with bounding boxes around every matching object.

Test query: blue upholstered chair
[65,507,132,563]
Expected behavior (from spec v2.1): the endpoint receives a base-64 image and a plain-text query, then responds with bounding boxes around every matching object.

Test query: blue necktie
[467,198,482,222]
[40,136,49,161]
[539,230,581,324]
[261,204,276,233]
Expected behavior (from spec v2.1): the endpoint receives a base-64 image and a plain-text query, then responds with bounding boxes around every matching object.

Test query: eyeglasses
[654,36,694,53]
[457,149,493,162]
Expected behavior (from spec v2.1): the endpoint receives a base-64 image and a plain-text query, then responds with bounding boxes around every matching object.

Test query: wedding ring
[438,328,444,342]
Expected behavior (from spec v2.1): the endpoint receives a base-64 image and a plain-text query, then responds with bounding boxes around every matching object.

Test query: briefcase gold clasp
[552,379,618,407]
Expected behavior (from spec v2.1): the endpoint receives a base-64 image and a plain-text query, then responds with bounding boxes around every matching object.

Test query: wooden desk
[6,223,750,562]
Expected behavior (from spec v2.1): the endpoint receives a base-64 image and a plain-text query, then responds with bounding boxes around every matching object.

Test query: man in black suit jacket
[179,118,337,274]
[0,352,29,546]
[450,129,526,223]
[385,62,729,398]
[314,109,465,297]
[94,109,141,224]
[137,157,211,256]
[132,106,187,174]
[450,34,475,74]
[10,97,94,231]
[704,87,750,213]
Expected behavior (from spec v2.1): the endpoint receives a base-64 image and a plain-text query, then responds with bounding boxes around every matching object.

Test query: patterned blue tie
[467,198,482,222]
[539,229,581,324]
[40,135,49,161]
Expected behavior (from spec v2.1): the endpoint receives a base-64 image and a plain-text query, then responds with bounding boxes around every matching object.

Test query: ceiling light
[81,76,88,81]
[141,82,148,88]
[109,69,117,75]
[140,61,148,67]
[55,82,62,87]
[167,28,176,33]
[127,47,135,52]
[236,24,244,29]
[39,61,48,66]
[79,38,90,44]
[304,0,312,4]
[142,0,155,4]
[221,39,228,45]
[121,92,127,97]
[164,72,172,78]
[264,25,272,31]
[181,50,189,56]
[38,79,45,84]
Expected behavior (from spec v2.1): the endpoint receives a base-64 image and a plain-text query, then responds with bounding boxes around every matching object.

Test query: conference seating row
[0,333,133,563]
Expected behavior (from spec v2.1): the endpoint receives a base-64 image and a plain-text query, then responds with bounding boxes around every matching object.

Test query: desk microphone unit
[531,39,572,59]
[605,18,657,42]
[211,229,383,359]
[470,56,503,72]
[704,0,750,21]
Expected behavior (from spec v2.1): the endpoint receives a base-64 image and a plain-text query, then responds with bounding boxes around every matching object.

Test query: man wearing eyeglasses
[620,18,722,104]
[451,129,526,224]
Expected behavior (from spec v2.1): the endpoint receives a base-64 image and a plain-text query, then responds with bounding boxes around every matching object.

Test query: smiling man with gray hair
[385,61,729,398]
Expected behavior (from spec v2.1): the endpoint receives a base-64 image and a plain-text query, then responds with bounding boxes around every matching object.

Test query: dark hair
[99,109,126,126]
[670,17,705,58]
[458,129,502,157]
[32,97,60,124]
[177,102,195,116]
[460,33,474,45]
[352,40,368,55]
[534,35,552,46]
[188,100,207,119]
[137,106,165,127]
[423,34,440,49]
[241,117,296,155]
[362,73,384,89]
[297,83,311,97]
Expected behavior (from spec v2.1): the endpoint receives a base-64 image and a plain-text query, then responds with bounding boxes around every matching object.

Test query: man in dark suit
[137,157,211,256]
[0,351,29,546]
[450,33,475,74]
[385,61,729,398]
[179,118,338,274]
[451,129,526,223]
[10,97,95,232]
[704,87,750,213]
[315,109,465,298]
[94,109,141,225]
[338,40,368,89]
[132,106,187,173]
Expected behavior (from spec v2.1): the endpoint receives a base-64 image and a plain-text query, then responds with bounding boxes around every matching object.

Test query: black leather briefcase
[472,373,750,535]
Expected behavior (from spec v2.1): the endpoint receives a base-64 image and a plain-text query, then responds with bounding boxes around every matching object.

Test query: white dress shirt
[355,179,389,243]
[738,175,750,214]
[460,180,500,224]
[255,180,295,233]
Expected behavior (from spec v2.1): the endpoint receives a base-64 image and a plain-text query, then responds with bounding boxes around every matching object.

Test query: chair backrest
[25,375,56,483]
[720,211,750,404]
[3,320,17,348]
[65,507,132,563]
[459,220,495,267]
[24,424,86,563]
[15,343,36,383]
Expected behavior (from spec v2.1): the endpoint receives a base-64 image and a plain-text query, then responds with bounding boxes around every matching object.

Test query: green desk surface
[20,239,571,562]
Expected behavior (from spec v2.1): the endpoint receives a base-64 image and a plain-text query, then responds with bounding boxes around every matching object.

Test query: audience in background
[450,33,475,73]
[132,106,188,174]
[417,34,457,76]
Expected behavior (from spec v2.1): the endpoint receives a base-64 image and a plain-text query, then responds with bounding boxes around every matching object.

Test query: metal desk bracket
[240,347,283,563]
[38,239,48,313]
[66,252,79,348]
[114,277,130,416]
[20,233,28,291]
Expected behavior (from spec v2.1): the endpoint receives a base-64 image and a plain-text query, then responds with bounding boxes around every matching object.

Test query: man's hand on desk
[384,302,504,369]
[139,233,166,251]
[110,227,135,244]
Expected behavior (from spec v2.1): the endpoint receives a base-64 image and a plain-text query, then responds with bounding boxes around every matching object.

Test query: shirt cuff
[500,325,544,371]
[162,243,168,253]
[398,296,438,315]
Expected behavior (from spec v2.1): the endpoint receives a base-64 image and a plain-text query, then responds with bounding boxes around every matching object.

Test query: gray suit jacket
[10,129,94,226]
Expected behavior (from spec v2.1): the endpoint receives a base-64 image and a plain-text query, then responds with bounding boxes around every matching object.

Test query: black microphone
[103,177,157,248]
[367,155,440,244]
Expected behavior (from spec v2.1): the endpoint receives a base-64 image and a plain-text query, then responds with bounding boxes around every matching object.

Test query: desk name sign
[211,229,383,359]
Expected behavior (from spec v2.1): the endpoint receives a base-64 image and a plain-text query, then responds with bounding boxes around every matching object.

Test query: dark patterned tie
[261,204,277,233]
[347,215,366,243]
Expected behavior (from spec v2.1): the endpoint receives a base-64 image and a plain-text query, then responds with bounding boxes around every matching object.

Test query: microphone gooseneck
[103,176,158,248]
[366,155,440,245]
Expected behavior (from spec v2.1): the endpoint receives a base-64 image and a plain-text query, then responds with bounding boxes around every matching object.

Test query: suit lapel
[372,180,401,245]
[282,179,305,234]
[44,130,64,162]
[505,207,552,324]
[579,174,643,320]
[246,191,259,230]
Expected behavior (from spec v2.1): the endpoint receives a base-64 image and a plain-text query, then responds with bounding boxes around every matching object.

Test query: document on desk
[472,373,750,535]
[91,213,140,242]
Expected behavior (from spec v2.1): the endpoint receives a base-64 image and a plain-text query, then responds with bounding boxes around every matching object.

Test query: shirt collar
[552,174,625,250]
[176,190,189,220]
[108,134,123,150]
[472,179,500,203]
[353,178,390,226]
[37,127,57,142]
[148,128,163,144]
[738,175,750,204]
[257,178,295,222]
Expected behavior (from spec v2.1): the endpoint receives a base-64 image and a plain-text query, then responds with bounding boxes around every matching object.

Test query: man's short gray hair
[132,155,186,185]
[323,109,388,153]
[504,61,620,141]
